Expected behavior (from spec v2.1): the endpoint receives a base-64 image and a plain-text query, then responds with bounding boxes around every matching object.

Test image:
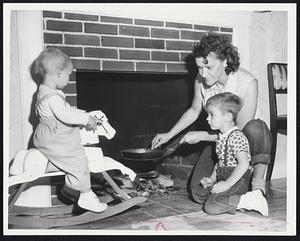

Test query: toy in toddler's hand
[80,110,116,145]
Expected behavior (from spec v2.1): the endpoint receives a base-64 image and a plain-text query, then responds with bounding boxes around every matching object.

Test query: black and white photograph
[3,3,297,236]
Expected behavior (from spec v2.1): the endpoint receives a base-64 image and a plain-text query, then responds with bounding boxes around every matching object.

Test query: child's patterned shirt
[215,126,251,168]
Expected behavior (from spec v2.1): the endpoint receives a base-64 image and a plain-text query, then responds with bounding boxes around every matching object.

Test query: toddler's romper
[33,85,91,192]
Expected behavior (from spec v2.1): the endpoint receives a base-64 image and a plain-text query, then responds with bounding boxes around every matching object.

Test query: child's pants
[34,117,91,192]
[192,167,252,215]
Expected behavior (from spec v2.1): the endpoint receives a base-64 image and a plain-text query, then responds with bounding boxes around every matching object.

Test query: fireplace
[76,70,211,174]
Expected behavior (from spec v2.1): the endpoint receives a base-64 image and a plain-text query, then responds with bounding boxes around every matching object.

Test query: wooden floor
[49,177,287,232]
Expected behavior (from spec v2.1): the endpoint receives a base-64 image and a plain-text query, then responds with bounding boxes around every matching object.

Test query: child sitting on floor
[33,47,107,213]
[199,92,268,216]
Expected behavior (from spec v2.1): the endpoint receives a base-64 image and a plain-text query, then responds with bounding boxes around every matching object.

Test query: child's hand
[86,115,98,131]
[211,181,231,193]
[200,177,214,189]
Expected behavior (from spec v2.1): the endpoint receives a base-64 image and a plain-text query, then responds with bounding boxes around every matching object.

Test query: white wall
[9,11,23,160]
[5,10,52,211]
[249,11,288,179]
[6,10,44,161]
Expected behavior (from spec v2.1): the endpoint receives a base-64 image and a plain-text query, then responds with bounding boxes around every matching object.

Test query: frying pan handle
[162,135,183,157]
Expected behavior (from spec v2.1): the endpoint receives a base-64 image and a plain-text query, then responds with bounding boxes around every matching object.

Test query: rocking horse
[8,110,147,229]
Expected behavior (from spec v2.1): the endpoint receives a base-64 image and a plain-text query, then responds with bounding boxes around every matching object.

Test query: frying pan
[120,135,183,161]
[120,148,164,160]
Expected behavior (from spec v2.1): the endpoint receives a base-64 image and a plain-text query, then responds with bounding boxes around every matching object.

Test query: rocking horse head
[80,110,116,145]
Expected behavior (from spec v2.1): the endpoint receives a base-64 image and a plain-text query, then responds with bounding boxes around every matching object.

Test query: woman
[151,32,272,202]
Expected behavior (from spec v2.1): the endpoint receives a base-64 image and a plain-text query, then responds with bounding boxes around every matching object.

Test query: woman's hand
[179,131,210,144]
[211,181,231,193]
[200,177,215,189]
[151,133,172,150]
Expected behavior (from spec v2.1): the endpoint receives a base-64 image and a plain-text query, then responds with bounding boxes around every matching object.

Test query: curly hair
[193,32,240,75]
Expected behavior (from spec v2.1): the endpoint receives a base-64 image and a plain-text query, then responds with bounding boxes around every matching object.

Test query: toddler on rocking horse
[32,48,107,213]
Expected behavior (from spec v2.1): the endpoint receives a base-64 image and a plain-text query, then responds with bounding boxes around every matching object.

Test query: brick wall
[43,10,232,106]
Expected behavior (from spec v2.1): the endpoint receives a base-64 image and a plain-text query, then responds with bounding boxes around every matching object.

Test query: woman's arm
[168,79,203,137]
[236,78,258,129]
[152,79,204,149]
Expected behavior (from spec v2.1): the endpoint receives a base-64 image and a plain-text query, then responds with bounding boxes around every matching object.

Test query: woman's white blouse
[199,67,261,119]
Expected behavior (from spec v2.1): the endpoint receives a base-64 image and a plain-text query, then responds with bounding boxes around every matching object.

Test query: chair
[266,63,287,181]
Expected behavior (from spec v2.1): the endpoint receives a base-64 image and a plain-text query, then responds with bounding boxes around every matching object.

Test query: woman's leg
[243,119,272,193]
[187,145,216,203]
[252,164,267,192]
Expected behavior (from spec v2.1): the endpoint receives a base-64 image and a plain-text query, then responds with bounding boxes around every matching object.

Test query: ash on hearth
[131,174,179,198]
[115,174,179,198]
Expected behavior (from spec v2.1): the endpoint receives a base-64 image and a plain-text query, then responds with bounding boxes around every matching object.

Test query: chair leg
[266,130,277,181]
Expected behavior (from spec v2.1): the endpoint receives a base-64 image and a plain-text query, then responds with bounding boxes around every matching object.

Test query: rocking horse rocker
[8,110,147,229]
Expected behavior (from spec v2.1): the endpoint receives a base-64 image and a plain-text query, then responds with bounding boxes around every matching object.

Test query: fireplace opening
[76,70,210,163]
